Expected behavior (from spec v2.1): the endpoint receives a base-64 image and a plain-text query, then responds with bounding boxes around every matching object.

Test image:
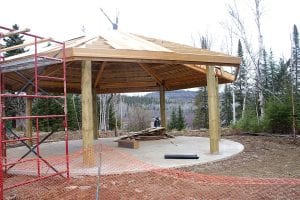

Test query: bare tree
[127,106,152,131]
[98,94,113,132]
[227,0,265,121]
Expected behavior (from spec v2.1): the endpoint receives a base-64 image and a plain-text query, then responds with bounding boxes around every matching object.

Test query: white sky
[1,0,299,59]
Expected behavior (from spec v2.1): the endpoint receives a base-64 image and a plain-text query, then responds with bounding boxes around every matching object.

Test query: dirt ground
[183,133,300,179]
[4,129,300,199]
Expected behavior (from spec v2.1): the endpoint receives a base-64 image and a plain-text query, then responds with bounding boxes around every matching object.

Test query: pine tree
[168,108,177,130]
[3,24,27,57]
[66,94,78,130]
[176,106,186,131]
[221,85,233,126]
[32,98,63,131]
[193,88,208,128]
[2,24,27,129]
[234,40,247,119]
[108,103,116,130]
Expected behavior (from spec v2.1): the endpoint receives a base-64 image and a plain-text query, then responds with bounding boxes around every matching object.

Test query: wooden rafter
[0,38,52,53]
[94,61,106,87]
[138,63,163,86]
[184,64,236,82]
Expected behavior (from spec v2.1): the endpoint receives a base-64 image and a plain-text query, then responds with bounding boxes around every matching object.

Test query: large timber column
[206,66,220,154]
[81,60,95,166]
[159,84,166,128]
[215,77,221,140]
[25,87,32,146]
[92,88,98,140]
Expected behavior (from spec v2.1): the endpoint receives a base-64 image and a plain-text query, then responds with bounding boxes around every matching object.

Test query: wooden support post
[25,87,32,146]
[215,77,221,140]
[160,84,166,128]
[92,88,98,140]
[81,60,95,167]
[206,66,220,154]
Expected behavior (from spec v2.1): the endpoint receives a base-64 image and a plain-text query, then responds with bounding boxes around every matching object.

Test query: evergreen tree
[221,85,233,126]
[234,40,247,119]
[193,88,208,128]
[66,94,78,130]
[108,103,116,130]
[176,106,186,130]
[32,98,63,131]
[2,24,27,128]
[292,25,300,96]
[3,24,27,57]
[168,108,177,130]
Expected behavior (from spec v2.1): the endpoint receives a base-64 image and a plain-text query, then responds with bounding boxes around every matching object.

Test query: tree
[2,24,27,129]
[221,85,233,126]
[3,24,27,57]
[108,103,116,130]
[168,108,177,130]
[67,94,78,130]
[227,0,266,122]
[32,98,63,131]
[177,106,186,131]
[127,106,151,131]
[193,35,210,129]
[193,88,208,128]
[291,24,300,139]
[234,40,247,119]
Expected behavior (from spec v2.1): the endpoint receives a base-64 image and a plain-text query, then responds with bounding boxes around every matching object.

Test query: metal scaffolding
[0,25,69,198]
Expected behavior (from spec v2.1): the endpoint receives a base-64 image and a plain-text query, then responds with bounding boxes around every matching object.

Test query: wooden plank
[81,60,95,166]
[94,61,106,87]
[137,136,166,140]
[0,38,52,53]
[160,84,166,128]
[206,66,219,154]
[215,77,221,141]
[71,48,241,67]
[92,88,98,140]
[0,28,30,38]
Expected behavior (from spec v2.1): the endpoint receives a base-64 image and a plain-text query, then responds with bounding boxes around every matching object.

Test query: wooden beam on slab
[92,88,98,140]
[160,83,166,128]
[25,87,33,146]
[0,38,52,53]
[215,77,221,141]
[0,28,30,38]
[94,61,106,87]
[206,66,220,154]
[81,60,95,167]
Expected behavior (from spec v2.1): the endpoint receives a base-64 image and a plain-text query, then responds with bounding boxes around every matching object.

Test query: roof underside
[1,31,241,94]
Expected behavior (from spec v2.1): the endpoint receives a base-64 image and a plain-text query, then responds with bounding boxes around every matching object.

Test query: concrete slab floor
[7,136,244,176]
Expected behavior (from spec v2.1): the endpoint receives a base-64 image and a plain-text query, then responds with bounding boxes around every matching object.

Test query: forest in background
[1,0,299,137]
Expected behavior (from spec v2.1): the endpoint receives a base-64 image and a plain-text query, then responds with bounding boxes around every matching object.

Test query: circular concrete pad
[7,136,243,176]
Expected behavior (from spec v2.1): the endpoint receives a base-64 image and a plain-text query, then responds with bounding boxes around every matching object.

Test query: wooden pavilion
[1,31,240,166]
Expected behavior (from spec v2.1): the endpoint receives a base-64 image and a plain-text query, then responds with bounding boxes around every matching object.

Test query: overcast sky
[1,0,299,59]
[0,0,299,96]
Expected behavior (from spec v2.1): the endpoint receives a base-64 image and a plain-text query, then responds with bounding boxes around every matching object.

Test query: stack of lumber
[116,127,174,142]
